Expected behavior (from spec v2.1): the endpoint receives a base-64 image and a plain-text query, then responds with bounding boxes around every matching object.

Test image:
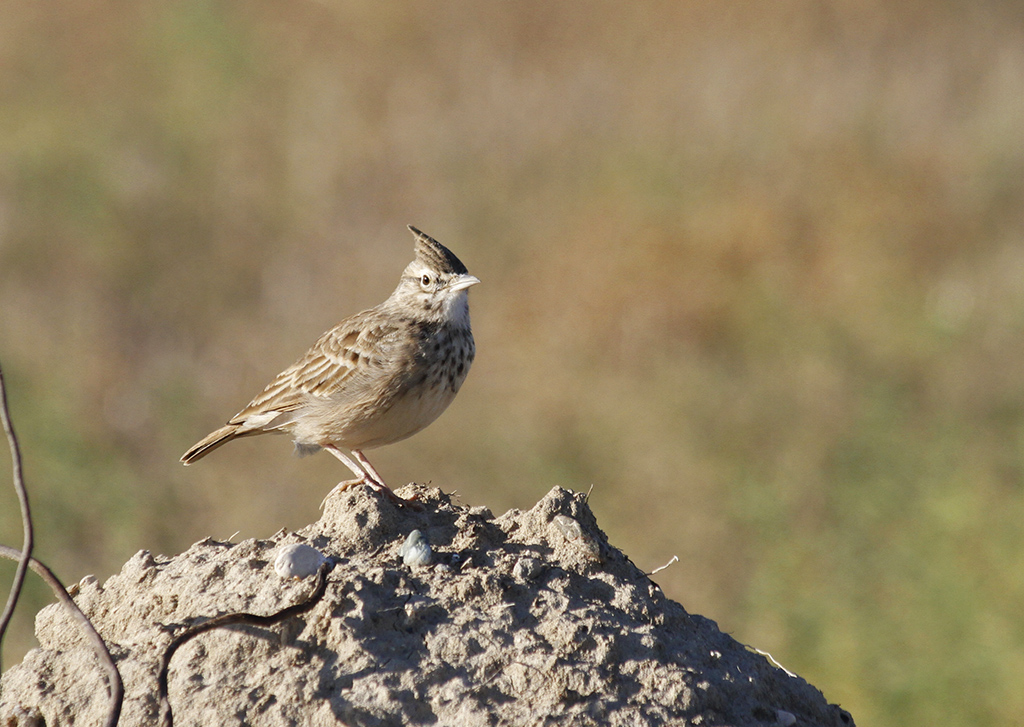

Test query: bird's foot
[380,486,423,509]
[320,478,366,509]
[320,477,422,510]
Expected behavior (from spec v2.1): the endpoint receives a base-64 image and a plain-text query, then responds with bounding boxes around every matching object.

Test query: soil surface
[0,486,854,726]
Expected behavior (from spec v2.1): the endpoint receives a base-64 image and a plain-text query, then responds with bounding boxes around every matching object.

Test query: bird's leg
[322,445,411,507]
[353,449,422,505]
[320,446,370,508]
[324,445,371,482]
[351,450,388,490]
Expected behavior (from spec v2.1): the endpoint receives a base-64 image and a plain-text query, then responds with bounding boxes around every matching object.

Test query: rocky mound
[0,486,854,726]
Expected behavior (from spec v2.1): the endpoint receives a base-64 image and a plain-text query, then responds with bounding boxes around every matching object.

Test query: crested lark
[181,226,479,503]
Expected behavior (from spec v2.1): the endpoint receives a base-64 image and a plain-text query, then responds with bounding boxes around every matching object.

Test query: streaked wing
[228,310,406,426]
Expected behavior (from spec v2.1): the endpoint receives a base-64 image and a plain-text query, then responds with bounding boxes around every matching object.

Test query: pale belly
[347,382,460,449]
[286,379,461,452]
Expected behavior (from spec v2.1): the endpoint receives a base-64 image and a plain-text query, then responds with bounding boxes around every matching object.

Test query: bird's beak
[448,274,481,292]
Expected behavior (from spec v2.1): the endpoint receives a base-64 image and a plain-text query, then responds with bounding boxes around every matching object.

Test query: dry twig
[0,545,124,726]
[158,560,333,727]
[0,360,124,726]
[0,363,32,660]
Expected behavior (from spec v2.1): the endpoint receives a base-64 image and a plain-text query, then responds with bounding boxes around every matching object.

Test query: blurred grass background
[2,0,1023,723]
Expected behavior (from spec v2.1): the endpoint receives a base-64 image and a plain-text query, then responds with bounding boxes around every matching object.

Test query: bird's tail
[180,424,241,465]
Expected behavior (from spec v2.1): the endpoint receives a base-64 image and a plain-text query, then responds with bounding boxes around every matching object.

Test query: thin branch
[0,361,34,668]
[157,561,333,727]
[748,645,798,678]
[0,360,121,724]
[0,545,123,726]
[648,554,679,576]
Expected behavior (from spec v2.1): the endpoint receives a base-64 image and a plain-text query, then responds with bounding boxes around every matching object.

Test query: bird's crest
[408,225,469,275]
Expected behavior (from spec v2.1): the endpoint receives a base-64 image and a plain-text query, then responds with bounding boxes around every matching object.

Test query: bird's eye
[420,274,432,288]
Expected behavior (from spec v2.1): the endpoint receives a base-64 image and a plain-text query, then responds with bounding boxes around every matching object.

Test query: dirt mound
[0,486,853,726]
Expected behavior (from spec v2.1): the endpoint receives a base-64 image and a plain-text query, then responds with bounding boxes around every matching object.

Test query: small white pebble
[551,514,601,561]
[399,529,433,567]
[776,709,797,726]
[552,514,584,540]
[274,543,326,580]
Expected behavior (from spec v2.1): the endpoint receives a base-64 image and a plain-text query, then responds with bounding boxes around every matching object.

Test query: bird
[181,225,479,504]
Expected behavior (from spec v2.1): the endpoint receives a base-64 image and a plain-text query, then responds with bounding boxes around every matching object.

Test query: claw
[319,477,422,510]
[320,478,367,509]
[320,445,423,509]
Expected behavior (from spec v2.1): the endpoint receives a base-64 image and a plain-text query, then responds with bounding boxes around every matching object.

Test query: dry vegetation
[1,2,1023,725]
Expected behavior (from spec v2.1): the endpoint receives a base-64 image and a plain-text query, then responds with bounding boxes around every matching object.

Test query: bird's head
[392,226,480,323]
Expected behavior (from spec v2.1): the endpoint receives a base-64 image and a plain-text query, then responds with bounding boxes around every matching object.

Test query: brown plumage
[181,226,479,501]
